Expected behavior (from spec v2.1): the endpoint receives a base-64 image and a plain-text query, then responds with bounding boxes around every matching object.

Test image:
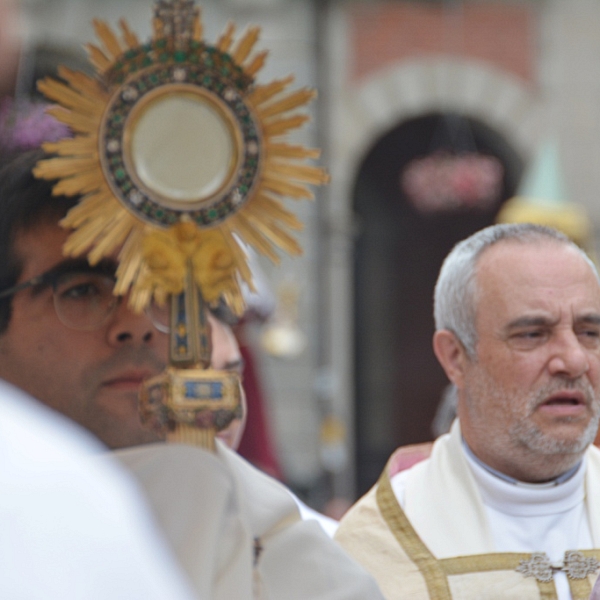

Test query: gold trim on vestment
[568,578,591,600]
[442,553,534,574]
[376,465,561,599]
[377,468,453,599]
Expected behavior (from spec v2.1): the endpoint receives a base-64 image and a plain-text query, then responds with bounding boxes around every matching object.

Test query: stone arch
[331,57,542,204]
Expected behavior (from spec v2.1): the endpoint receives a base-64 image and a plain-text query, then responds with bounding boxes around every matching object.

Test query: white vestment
[0,379,196,600]
[116,440,385,600]
[335,420,600,600]
[292,494,339,537]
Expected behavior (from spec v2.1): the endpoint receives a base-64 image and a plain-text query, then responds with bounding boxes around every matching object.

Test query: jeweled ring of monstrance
[33,0,328,450]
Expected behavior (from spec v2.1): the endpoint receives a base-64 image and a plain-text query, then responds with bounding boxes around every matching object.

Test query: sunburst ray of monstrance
[33,0,328,450]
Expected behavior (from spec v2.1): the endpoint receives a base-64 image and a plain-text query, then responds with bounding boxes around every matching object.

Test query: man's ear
[432,330,470,388]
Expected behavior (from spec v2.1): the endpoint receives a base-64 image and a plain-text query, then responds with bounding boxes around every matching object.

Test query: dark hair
[0,149,78,333]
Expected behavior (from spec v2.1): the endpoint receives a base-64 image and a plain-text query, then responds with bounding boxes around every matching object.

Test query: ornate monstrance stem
[140,280,243,451]
[170,262,211,369]
[166,269,217,449]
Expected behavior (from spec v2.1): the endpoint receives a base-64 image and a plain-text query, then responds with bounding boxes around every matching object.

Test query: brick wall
[350,2,535,85]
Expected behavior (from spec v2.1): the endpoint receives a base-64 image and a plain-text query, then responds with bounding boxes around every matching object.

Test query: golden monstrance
[34,0,327,450]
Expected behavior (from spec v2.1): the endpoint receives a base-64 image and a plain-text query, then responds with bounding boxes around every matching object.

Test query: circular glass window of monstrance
[100,65,263,229]
[124,86,242,210]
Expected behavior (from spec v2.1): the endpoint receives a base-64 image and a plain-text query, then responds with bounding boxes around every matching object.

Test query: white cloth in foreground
[116,440,385,600]
[292,494,339,537]
[0,379,196,600]
[335,419,600,599]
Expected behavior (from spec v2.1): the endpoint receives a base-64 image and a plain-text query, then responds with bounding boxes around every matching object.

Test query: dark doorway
[353,112,524,495]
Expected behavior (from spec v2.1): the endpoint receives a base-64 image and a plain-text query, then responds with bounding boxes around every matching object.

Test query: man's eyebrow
[29,258,117,295]
[574,313,600,326]
[45,258,116,277]
[504,315,558,330]
[504,313,600,331]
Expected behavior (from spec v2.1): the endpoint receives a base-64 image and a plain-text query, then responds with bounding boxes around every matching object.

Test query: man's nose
[547,331,590,379]
[106,296,156,346]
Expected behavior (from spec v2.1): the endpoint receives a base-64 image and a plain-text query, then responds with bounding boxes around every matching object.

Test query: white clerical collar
[461,439,586,517]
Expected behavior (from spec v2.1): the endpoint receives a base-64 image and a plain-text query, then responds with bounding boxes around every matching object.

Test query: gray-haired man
[336,223,600,600]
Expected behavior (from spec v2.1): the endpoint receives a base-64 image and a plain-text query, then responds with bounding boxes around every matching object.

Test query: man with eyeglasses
[0,149,384,599]
[0,150,241,449]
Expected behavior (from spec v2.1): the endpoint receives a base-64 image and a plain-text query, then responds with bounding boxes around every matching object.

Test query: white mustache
[529,378,597,412]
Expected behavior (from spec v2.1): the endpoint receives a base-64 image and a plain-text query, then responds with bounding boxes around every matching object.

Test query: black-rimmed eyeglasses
[0,260,169,332]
